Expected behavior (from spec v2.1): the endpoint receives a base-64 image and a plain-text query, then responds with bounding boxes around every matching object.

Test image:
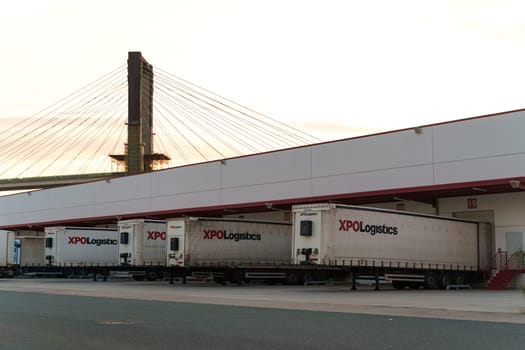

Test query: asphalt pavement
[1,289,525,350]
[0,278,524,323]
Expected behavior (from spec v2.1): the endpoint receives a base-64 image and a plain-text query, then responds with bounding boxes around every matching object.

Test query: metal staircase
[484,249,525,290]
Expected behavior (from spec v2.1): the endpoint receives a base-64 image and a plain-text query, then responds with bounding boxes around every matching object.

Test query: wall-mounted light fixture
[509,180,522,189]
[472,187,487,192]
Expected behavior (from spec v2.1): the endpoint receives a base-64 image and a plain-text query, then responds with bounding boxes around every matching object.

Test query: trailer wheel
[454,272,465,285]
[424,271,439,289]
[285,271,300,285]
[146,271,158,281]
[440,272,452,289]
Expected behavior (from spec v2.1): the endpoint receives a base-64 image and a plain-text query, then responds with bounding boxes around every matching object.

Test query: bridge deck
[0,172,126,191]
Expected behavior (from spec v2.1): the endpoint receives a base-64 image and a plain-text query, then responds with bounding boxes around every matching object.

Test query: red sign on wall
[467,198,477,209]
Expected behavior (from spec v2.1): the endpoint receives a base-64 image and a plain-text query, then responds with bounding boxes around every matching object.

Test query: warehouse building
[1,109,524,286]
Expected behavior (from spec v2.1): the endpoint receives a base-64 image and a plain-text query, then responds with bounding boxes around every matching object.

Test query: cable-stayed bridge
[0,52,319,191]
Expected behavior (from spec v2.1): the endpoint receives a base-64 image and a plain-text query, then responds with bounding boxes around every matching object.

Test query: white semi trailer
[118,219,167,266]
[16,236,45,266]
[7,204,492,289]
[118,219,167,280]
[166,217,294,283]
[0,230,14,277]
[44,226,119,266]
[19,223,168,279]
[292,203,491,289]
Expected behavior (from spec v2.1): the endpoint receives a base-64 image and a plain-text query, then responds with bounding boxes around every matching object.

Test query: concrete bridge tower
[110,52,169,174]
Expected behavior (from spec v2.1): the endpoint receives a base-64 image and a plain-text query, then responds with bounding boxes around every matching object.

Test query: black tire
[285,271,300,285]
[454,272,466,285]
[440,272,452,289]
[146,271,158,281]
[133,275,145,281]
[424,271,439,289]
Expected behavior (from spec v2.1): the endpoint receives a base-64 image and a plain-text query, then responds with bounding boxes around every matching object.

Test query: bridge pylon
[110,51,170,174]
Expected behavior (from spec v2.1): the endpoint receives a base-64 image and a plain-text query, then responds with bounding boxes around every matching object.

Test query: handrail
[506,251,525,271]
[483,249,507,283]
[484,249,525,286]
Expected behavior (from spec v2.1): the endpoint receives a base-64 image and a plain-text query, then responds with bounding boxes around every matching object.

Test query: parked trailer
[292,203,491,289]
[17,223,168,279]
[8,204,491,289]
[0,230,14,277]
[44,226,119,268]
[118,219,167,280]
[166,217,302,283]
[16,236,45,266]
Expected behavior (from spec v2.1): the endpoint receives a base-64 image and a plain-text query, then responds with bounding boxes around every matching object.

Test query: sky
[1,0,525,141]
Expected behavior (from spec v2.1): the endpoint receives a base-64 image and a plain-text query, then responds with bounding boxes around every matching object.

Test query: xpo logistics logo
[147,231,166,240]
[339,219,398,236]
[68,236,118,246]
[203,229,262,242]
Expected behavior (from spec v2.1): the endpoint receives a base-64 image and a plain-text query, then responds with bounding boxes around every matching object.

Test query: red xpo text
[203,229,262,242]
[67,236,118,246]
[338,219,398,236]
[147,231,166,240]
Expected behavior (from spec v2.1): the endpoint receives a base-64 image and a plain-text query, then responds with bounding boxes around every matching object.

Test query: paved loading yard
[0,278,524,324]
